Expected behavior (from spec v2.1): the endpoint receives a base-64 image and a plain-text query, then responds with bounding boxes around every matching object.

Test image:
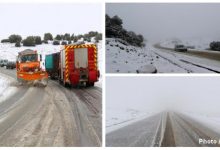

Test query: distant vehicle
[0,59,8,67]
[174,45,187,52]
[6,61,16,69]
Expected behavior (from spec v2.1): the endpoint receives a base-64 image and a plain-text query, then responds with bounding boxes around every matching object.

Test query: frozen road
[154,43,220,62]
[153,43,220,73]
[0,67,102,147]
[106,112,220,147]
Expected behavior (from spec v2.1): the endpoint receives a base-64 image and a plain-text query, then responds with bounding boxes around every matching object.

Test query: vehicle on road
[6,61,16,69]
[45,44,100,87]
[0,59,8,67]
[16,49,48,86]
[174,44,188,52]
[45,52,60,79]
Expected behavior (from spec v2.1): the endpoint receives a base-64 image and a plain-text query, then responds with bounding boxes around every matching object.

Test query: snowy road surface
[106,38,220,73]
[0,67,102,146]
[106,112,220,147]
[154,43,220,72]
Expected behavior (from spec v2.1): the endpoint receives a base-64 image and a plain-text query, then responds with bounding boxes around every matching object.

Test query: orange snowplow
[16,49,48,86]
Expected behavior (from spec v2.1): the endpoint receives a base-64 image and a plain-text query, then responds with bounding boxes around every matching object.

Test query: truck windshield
[20,54,37,63]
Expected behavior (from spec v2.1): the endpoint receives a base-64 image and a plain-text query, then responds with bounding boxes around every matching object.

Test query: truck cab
[16,49,48,85]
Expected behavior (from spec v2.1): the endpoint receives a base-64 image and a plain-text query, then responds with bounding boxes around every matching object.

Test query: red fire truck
[45,44,100,86]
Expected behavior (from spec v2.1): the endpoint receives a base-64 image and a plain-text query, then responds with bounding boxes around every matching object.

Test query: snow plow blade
[17,71,48,86]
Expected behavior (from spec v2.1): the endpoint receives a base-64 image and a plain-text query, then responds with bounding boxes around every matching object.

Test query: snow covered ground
[0,40,102,80]
[183,111,220,134]
[0,42,60,62]
[106,107,156,133]
[0,73,17,104]
[160,37,220,50]
[106,38,220,73]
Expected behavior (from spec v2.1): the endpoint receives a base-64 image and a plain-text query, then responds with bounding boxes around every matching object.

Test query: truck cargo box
[60,44,99,86]
[45,52,60,79]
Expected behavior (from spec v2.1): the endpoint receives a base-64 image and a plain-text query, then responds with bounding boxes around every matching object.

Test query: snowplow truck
[59,44,100,86]
[16,49,48,86]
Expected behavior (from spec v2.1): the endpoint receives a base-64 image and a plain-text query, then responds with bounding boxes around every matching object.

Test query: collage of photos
[0,0,220,149]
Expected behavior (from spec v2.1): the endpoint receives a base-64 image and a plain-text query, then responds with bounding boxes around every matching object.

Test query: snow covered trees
[106,14,145,47]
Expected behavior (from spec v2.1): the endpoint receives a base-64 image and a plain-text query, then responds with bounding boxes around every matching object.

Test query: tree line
[106,14,145,47]
[210,41,220,51]
[1,31,102,47]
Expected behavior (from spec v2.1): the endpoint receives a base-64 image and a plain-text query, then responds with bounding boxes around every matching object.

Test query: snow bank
[183,111,220,134]
[106,107,155,133]
[0,73,17,103]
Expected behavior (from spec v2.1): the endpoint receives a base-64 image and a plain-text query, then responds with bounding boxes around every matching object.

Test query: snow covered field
[106,107,156,133]
[106,38,220,73]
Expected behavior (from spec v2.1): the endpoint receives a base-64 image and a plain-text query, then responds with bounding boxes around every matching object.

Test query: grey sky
[106,76,220,114]
[106,3,220,41]
[0,3,102,39]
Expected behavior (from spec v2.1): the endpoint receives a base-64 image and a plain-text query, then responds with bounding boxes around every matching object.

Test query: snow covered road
[106,112,165,147]
[0,67,102,146]
[153,43,220,73]
[106,111,220,147]
[106,38,220,73]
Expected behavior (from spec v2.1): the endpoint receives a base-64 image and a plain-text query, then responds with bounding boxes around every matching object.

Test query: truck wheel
[41,78,48,87]
[64,82,71,88]
[86,82,94,87]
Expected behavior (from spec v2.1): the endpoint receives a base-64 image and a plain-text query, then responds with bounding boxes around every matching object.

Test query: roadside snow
[106,38,220,73]
[160,37,220,50]
[183,111,220,134]
[0,73,17,103]
[106,107,156,133]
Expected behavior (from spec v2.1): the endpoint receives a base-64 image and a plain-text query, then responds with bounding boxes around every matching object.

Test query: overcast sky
[106,3,220,41]
[106,76,220,115]
[0,3,102,39]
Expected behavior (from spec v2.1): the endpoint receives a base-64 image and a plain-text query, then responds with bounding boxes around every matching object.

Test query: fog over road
[0,68,102,147]
[106,112,220,147]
